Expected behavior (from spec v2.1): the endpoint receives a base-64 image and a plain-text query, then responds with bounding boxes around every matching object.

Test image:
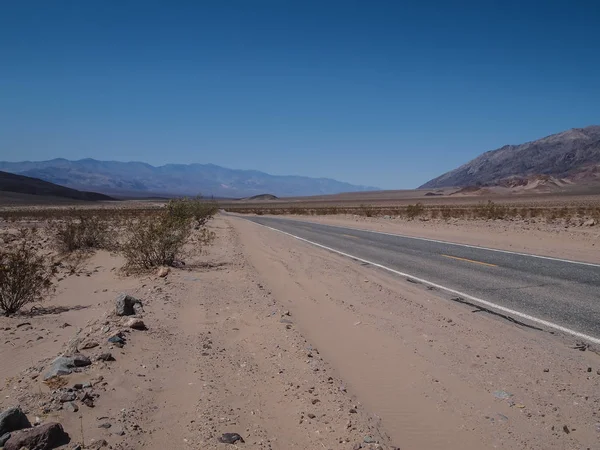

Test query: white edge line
[246,219,600,346]
[250,215,600,268]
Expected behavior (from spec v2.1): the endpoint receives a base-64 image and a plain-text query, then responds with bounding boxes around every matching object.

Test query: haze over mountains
[421,125,600,189]
[0,159,378,198]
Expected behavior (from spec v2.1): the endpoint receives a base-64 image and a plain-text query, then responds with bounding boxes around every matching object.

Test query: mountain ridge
[0,170,115,201]
[420,125,600,189]
[0,159,379,198]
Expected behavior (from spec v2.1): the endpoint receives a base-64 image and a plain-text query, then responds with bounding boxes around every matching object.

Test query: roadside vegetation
[0,197,218,314]
[0,230,54,316]
[222,200,600,224]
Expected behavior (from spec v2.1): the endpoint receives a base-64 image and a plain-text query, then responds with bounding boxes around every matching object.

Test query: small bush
[121,212,193,270]
[53,215,112,252]
[406,203,424,219]
[166,197,218,228]
[359,204,376,217]
[0,237,54,316]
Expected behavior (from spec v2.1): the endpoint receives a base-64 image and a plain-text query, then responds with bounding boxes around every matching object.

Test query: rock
[563,424,570,434]
[307,413,316,419]
[64,402,79,413]
[81,393,94,408]
[364,436,375,443]
[59,393,77,403]
[583,218,596,226]
[107,334,125,347]
[0,432,12,446]
[87,438,108,448]
[125,318,147,331]
[218,433,245,444]
[157,267,170,278]
[44,354,91,380]
[115,293,143,316]
[80,340,99,350]
[98,422,111,429]
[96,353,115,362]
[0,407,31,436]
[4,422,69,450]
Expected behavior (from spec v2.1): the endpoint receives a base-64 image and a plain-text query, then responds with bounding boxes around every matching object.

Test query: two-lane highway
[240,215,600,343]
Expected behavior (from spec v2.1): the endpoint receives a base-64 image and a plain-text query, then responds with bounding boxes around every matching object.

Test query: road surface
[239,215,600,342]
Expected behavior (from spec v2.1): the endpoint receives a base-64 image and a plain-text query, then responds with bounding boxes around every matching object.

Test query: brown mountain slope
[420,125,600,188]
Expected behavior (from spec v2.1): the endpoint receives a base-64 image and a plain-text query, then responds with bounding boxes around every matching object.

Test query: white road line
[258,216,600,268]
[248,220,600,346]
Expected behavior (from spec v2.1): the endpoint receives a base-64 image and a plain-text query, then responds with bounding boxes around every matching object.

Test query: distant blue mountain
[0,158,379,198]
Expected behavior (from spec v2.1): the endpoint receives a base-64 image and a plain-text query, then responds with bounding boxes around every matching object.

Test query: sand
[1,214,599,449]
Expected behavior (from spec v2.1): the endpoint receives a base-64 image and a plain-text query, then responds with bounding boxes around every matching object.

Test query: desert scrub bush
[53,214,112,252]
[0,234,54,316]
[121,212,193,270]
[406,203,425,219]
[358,204,376,217]
[166,197,218,228]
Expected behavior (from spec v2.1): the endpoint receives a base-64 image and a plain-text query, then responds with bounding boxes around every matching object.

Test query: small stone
[125,318,147,330]
[98,422,111,429]
[563,425,570,434]
[64,402,79,413]
[88,438,108,448]
[364,436,375,443]
[157,267,170,277]
[349,408,357,414]
[96,353,115,362]
[307,413,316,419]
[81,340,99,350]
[543,368,549,373]
[218,433,244,444]
[588,367,592,373]
[81,393,95,408]
[115,293,143,316]
[60,392,77,403]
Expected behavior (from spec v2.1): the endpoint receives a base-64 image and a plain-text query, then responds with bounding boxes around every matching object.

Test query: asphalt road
[241,215,600,342]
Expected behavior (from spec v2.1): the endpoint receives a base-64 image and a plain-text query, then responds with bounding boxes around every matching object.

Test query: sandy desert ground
[1,213,599,449]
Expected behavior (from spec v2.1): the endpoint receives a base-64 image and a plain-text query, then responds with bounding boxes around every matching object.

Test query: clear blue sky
[1,1,598,189]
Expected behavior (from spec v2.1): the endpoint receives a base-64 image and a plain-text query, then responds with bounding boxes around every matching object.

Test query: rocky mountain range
[420,125,600,189]
[0,159,378,198]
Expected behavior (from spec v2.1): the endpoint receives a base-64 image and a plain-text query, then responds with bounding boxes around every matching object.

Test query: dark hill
[0,170,115,201]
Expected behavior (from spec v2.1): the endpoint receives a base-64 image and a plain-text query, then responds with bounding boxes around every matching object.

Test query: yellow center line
[441,254,497,267]
[341,233,359,239]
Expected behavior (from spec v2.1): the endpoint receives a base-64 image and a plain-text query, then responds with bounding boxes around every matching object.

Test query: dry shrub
[121,212,192,270]
[0,233,54,316]
[53,214,112,252]
[406,203,424,219]
[166,197,218,228]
